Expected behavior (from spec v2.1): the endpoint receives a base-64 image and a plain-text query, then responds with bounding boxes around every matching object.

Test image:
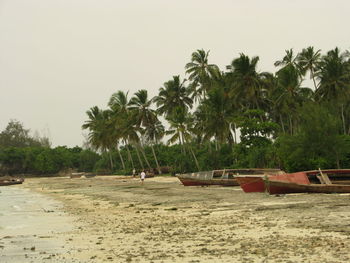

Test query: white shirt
[140,172,146,179]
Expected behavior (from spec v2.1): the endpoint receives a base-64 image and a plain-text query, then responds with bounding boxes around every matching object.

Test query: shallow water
[0,186,74,262]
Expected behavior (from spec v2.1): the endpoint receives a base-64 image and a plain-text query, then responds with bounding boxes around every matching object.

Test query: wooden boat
[70,172,85,178]
[302,169,350,184]
[237,172,308,193]
[265,180,350,194]
[177,169,283,187]
[0,177,24,186]
[264,169,350,194]
[83,173,96,178]
[237,169,350,193]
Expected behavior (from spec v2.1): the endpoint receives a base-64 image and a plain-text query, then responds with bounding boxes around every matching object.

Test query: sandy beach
[2,175,350,262]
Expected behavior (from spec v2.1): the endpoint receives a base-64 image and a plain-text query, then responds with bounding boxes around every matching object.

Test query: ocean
[0,186,74,262]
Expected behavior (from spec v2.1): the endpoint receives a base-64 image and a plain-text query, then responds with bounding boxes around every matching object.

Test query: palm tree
[274,48,301,72]
[108,90,130,113]
[185,49,220,101]
[144,118,165,175]
[316,48,350,101]
[315,48,350,134]
[154,76,193,118]
[196,84,233,149]
[272,65,313,135]
[108,91,142,170]
[226,54,264,111]
[82,107,115,169]
[129,89,158,170]
[297,46,321,91]
[166,107,200,171]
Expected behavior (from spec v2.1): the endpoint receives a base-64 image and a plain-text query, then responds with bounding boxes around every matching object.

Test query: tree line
[82,47,350,173]
[1,47,350,175]
[0,120,100,175]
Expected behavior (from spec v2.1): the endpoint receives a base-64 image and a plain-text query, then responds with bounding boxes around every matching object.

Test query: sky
[0,0,349,147]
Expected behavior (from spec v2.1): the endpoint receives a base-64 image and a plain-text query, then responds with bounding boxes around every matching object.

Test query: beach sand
[4,176,350,262]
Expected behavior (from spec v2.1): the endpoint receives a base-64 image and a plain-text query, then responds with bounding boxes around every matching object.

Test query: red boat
[235,171,295,193]
[177,169,282,187]
[237,169,350,193]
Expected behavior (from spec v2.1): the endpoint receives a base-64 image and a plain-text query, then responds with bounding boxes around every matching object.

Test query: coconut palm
[185,49,220,101]
[226,54,264,111]
[297,46,321,91]
[154,76,193,118]
[129,89,159,170]
[144,118,165,175]
[82,107,115,169]
[315,48,350,134]
[274,49,301,71]
[166,107,200,171]
[272,65,313,135]
[198,86,233,149]
[316,48,350,101]
[108,91,143,170]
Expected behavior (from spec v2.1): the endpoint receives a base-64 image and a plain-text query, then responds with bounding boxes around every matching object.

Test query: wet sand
[0,186,74,262]
[7,176,350,262]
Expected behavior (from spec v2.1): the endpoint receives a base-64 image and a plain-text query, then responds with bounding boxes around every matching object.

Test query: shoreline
[0,186,76,262]
[5,176,349,262]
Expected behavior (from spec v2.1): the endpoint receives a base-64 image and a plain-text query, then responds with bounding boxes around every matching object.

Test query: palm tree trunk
[188,145,200,171]
[135,145,144,170]
[341,104,346,135]
[289,115,293,135]
[233,123,238,145]
[116,146,126,170]
[179,133,186,154]
[311,68,318,91]
[139,145,151,169]
[108,151,114,170]
[151,144,162,175]
[125,141,135,169]
[279,114,286,134]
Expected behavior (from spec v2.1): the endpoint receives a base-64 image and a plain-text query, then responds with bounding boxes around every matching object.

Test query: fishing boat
[265,179,350,194]
[70,172,85,178]
[0,177,24,186]
[237,169,350,193]
[236,171,305,193]
[301,169,350,184]
[177,169,283,187]
[83,173,96,178]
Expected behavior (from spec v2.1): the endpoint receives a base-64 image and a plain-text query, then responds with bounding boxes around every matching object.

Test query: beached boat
[302,169,350,184]
[236,171,305,193]
[0,177,24,186]
[265,179,350,194]
[237,169,350,193]
[177,169,283,187]
[70,172,85,178]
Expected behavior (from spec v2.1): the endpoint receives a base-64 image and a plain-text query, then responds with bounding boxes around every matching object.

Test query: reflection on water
[0,186,74,262]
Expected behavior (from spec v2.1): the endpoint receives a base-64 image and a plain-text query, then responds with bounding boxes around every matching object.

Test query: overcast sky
[0,0,349,147]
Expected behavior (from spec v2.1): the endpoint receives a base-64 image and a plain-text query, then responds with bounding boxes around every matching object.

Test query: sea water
[0,186,74,262]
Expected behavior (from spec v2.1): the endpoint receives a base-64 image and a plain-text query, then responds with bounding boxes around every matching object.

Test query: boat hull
[178,177,239,187]
[235,176,265,193]
[0,178,24,186]
[237,172,310,193]
[266,180,350,194]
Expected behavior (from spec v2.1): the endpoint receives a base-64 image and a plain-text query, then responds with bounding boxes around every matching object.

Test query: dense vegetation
[82,47,350,173]
[0,120,100,175]
[1,47,350,175]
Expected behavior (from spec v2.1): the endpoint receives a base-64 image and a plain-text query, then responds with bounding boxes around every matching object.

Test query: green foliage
[0,120,50,148]
[276,103,350,171]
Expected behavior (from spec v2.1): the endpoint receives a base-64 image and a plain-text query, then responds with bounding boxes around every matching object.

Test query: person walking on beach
[140,170,146,185]
[132,168,136,177]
